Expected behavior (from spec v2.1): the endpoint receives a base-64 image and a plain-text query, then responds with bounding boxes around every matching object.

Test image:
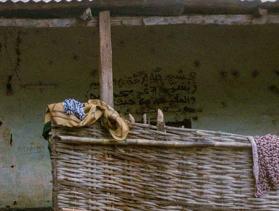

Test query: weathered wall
[0,25,278,208]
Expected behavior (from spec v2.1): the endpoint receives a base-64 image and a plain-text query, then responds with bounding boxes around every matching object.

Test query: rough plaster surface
[0,25,278,208]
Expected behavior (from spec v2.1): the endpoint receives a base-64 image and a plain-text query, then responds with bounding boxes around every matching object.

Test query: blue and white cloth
[63,98,85,120]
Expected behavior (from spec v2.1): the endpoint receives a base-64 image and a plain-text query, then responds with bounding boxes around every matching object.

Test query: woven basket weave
[50,123,279,211]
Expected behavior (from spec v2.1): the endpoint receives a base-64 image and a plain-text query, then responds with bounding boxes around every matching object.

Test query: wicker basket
[50,122,279,211]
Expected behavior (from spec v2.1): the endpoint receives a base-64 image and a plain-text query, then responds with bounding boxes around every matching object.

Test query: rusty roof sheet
[0,0,275,4]
[0,0,92,2]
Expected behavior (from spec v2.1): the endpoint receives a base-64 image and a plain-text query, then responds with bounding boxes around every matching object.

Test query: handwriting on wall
[87,69,198,120]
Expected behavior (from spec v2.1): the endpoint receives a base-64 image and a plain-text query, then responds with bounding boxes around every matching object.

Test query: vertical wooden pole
[99,10,114,107]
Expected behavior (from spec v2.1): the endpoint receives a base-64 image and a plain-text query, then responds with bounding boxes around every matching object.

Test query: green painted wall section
[0,25,278,208]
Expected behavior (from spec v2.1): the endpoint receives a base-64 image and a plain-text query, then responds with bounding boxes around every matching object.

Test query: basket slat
[55,135,251,148]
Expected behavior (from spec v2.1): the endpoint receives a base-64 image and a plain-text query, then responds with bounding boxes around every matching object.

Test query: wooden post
[99,11,114,107]
[157,109,166,132]
[143,113,147,124]
[129,113,136,124]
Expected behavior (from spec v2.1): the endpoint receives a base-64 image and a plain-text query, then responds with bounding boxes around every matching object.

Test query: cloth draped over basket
[44,99,129,141]
[249,135,279,197]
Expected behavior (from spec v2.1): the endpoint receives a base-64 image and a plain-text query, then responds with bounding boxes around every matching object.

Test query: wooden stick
[54,135,251,148]
[143,113,147,124]
[157,109,166,132]
[99,11,114,107]
[128,113,136,123]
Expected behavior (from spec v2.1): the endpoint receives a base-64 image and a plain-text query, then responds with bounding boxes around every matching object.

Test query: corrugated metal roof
[0,0,275,4]
[0,0,92,2]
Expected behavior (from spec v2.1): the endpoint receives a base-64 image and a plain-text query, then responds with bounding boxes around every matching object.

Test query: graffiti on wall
[86,69,199,121]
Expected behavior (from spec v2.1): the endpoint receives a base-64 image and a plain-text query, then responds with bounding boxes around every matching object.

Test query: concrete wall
[0,25,278,208]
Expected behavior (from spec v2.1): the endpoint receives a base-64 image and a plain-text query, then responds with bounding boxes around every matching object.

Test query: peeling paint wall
[0,25,278,208]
